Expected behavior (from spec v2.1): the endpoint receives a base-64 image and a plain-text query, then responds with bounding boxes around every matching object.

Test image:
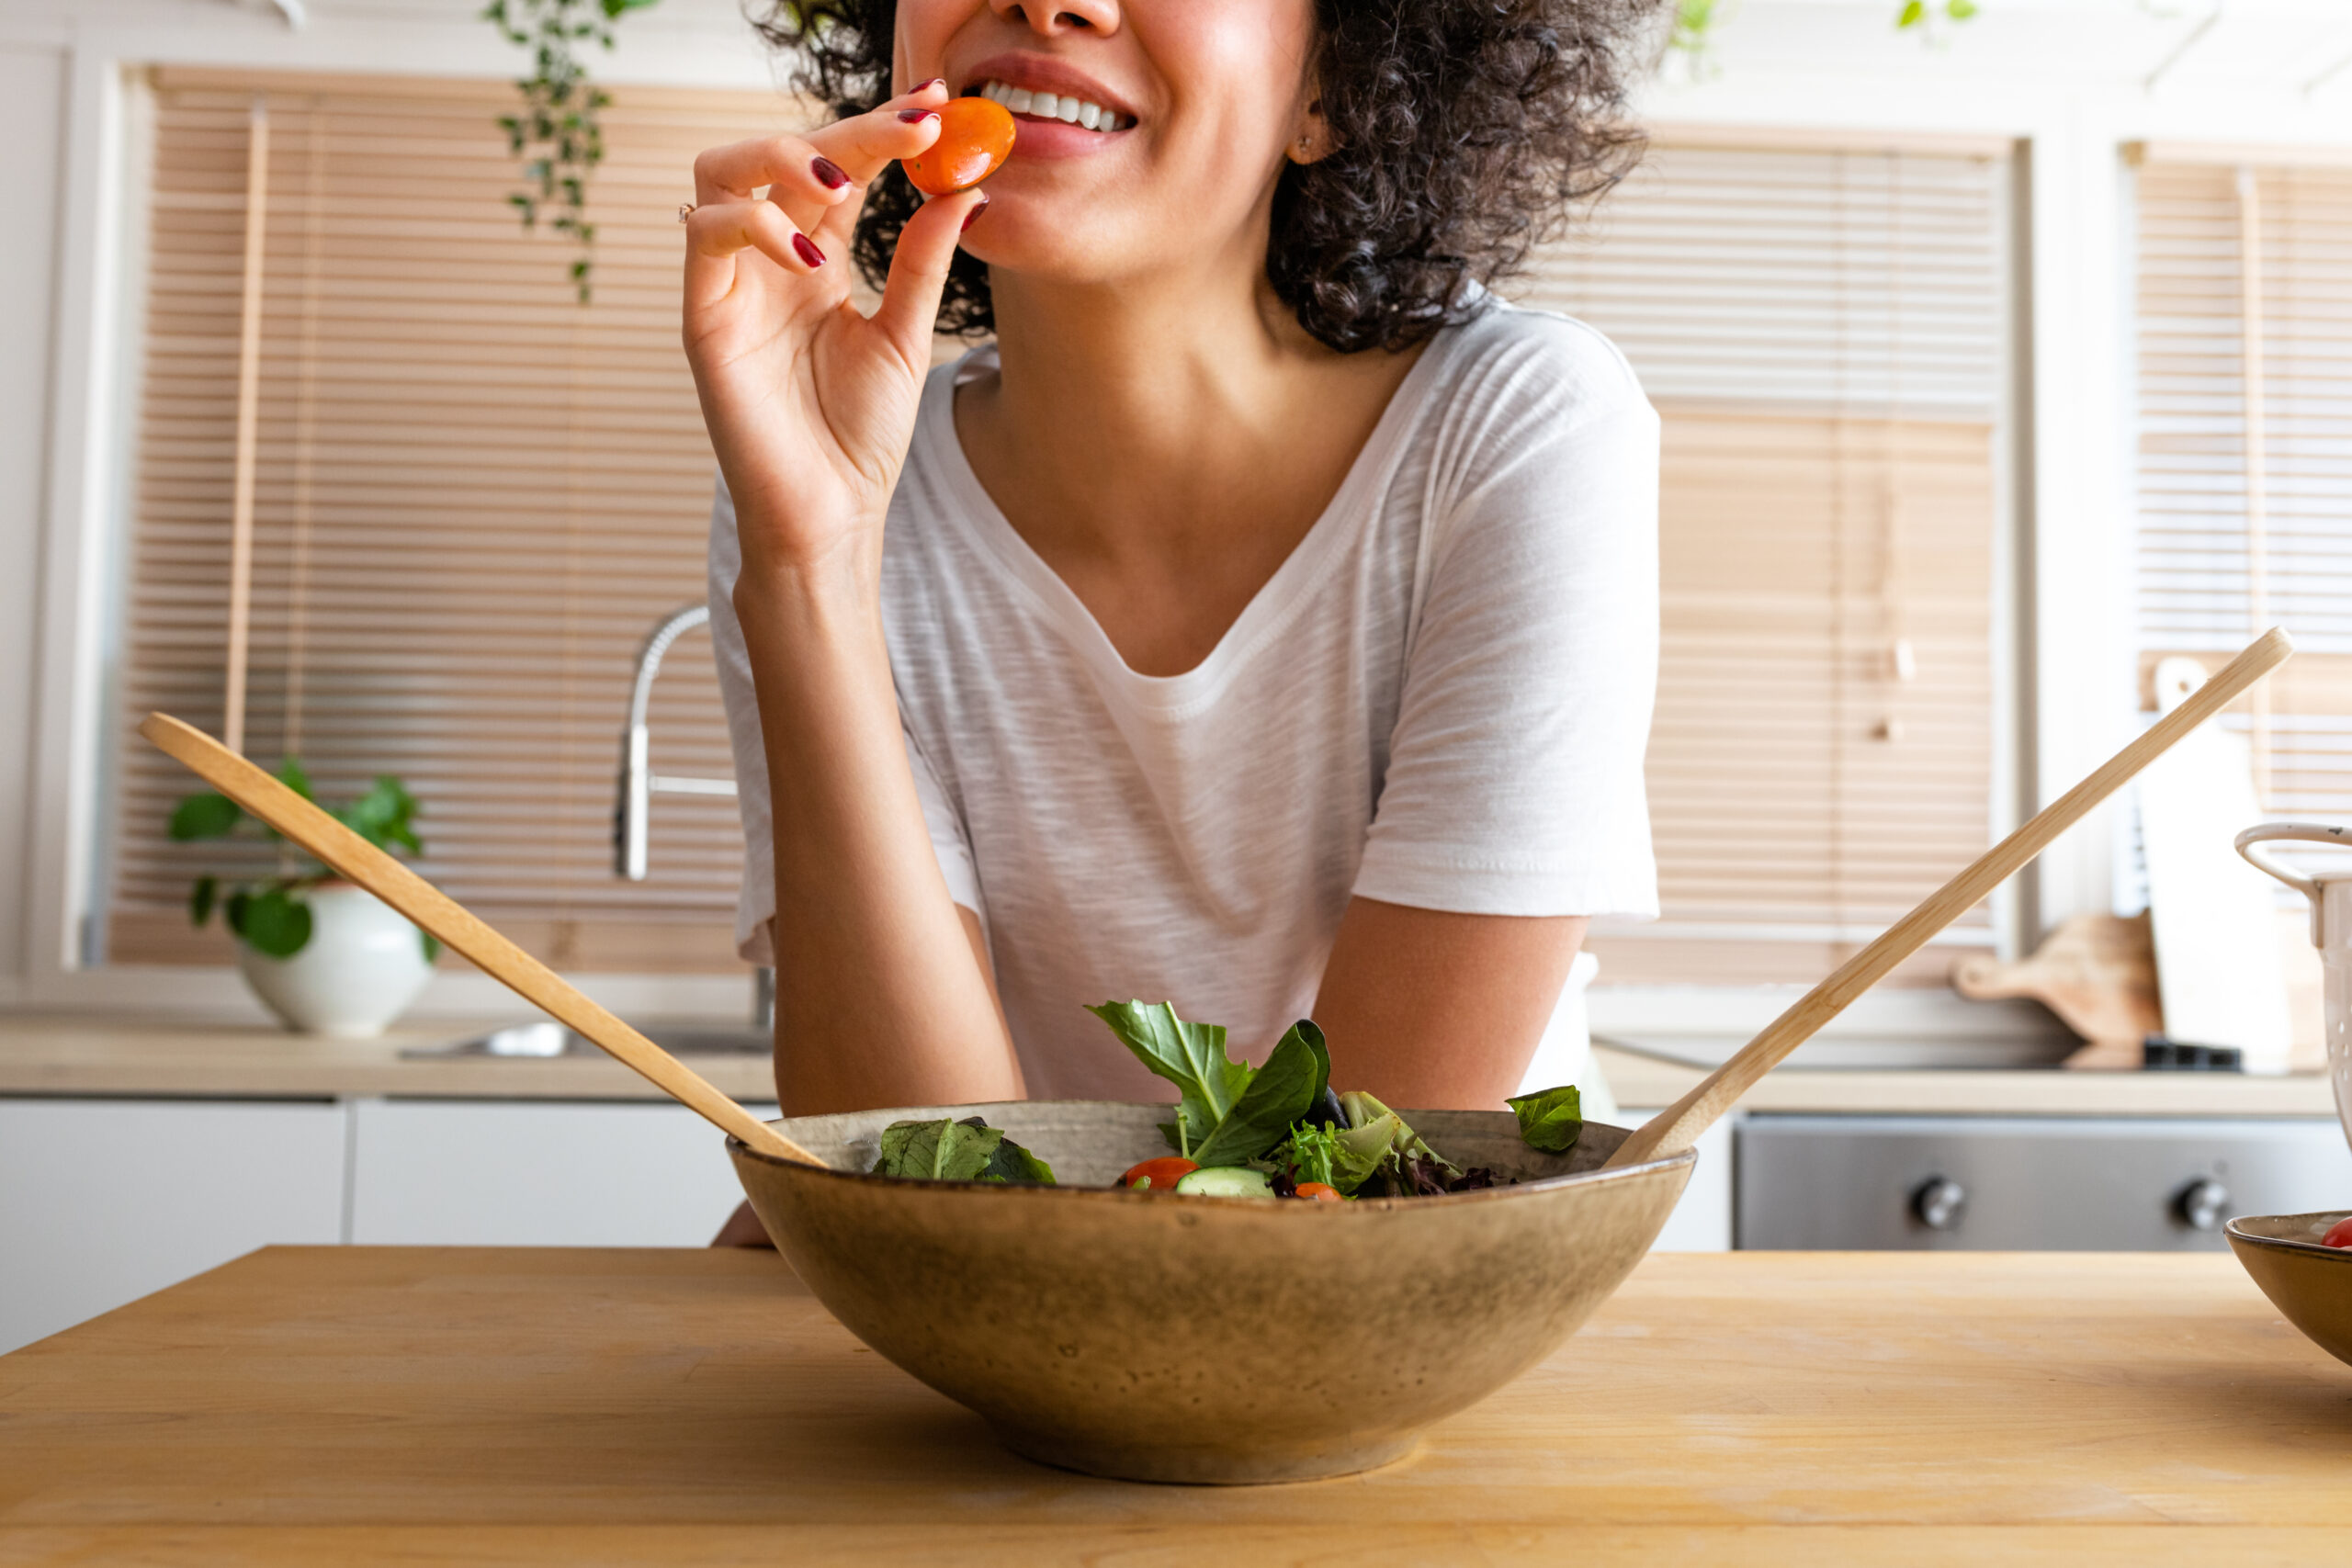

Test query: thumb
[871,187,988,371]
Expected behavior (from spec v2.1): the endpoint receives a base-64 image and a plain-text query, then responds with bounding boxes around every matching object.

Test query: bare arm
[736,572,1020,1113]
[713,906,1011,1247]
[1310,897,1589,1110]
[684,84,1017,1115]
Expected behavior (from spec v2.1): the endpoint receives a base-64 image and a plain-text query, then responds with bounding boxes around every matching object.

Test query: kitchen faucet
[614,603,773,1032]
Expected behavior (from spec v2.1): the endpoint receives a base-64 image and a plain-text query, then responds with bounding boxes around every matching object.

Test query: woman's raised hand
[684,81,984,579]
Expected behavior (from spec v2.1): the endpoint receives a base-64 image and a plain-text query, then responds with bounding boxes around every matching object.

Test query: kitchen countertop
[3,1247,2347,1563]
[0,1013,780,1103]
[0,1013,2335,1117]
[1593,1043,2342,1117]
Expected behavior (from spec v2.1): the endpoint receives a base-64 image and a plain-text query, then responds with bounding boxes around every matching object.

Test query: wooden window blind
[1510,139,2011,986]
[107,69,797,971]
[2133,153,2352,852]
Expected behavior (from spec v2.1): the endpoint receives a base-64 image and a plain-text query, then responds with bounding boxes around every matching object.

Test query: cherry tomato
[1122,1156,1197,1192]
[900,96,1017,197]
[1294,1182,1343,1203]
[2322,1215,2352,1248]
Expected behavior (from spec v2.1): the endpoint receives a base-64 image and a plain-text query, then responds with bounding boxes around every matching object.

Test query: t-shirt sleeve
[707,476,984,966]
[1351,320,1662,920]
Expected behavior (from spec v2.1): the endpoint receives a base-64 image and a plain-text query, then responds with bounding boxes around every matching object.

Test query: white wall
[7,0,2352,1021]
[0,46,65,1008]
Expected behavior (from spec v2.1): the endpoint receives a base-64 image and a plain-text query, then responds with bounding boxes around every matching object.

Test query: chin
[957,193,1133,289]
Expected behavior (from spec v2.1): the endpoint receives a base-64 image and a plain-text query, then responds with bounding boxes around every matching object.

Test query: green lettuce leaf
[1506,1084,1585,1154]
[872,1119,1001,1181]
[1300,1021,1331,1112]
[1340,1091,1460,1176]
[1279,1119,1384,1196]
[870,1117,1057,1185]
[1087,1000,1251,1156]
[1090,1004,1324,1168]
[978,1128,1057,1185]
[1188,1021,1324,1168]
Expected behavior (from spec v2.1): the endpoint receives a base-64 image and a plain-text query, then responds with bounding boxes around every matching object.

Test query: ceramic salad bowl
[729,1099,1693,1484]
[2226,1211,2352,1370]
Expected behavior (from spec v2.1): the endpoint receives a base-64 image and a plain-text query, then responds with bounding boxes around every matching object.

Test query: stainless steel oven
[1736,1114,2352,1250]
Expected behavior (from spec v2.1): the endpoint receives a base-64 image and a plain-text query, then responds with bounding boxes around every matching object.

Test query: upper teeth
[978,79,1129,131]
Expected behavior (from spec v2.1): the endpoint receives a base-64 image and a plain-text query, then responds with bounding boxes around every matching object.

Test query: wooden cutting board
[1951,910,2163,1065]
[2139,656,2294,1072]
[3,1246,2348,1563]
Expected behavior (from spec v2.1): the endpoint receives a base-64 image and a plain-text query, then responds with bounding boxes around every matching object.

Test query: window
[107,70,788,971]
[1512,134,2016,986]
[105,85,2018,990]
[2132,150,2352,833]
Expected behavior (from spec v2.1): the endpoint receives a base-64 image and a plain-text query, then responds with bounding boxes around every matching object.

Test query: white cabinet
[347,1099,779,1247]
[0,1099,348,1354]
[1617,1110,1735,1252]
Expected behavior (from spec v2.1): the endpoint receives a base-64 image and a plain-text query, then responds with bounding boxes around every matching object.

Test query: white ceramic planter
[237,883,435,1038]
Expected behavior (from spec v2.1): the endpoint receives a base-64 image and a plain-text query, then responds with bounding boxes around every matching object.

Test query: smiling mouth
[970,78,1132,132]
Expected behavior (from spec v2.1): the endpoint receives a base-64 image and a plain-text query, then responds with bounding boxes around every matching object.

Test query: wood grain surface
[3,1247,2348,1564]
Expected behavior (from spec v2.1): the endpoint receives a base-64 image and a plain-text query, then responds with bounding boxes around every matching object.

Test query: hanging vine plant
[1674,0,1978,58]
[483,0,661,303]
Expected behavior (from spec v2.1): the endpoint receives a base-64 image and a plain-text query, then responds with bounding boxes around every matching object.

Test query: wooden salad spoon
[147,619,2294,1189]
[1605,626,2296,1169]
[140,713,820,1168]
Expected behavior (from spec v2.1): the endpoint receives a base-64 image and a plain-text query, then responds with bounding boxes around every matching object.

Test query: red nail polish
[919,77,946,92]
[811,155,849,190]
[792,233,825,268]
[962,192,989,231]
[899,108,939,124]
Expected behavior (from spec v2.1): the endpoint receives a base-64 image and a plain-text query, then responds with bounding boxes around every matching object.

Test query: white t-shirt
[709,300,1661,1102]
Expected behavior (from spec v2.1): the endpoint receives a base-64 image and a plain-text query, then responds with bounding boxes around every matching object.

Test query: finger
[870,188,987,370]
[802,102,948,188]
[684,198,830,312]
[696,131,865,209]
[697,85,949,204]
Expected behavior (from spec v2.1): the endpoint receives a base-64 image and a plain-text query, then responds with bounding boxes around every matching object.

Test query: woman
[687,0,1666,1166]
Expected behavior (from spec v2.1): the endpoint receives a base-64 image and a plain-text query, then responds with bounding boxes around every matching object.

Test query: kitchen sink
[400,1021,772,1059]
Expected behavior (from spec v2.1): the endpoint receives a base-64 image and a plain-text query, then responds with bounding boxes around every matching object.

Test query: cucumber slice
[1171,1166,1275,1200]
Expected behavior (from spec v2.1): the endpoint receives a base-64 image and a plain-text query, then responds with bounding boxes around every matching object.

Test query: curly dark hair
[752,2,1667,353]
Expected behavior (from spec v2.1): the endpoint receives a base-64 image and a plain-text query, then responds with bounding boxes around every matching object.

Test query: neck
[950,231,1428,677]
[981,243,1321,516]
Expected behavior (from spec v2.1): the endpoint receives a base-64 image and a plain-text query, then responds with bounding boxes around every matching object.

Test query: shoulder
[1397,301,1658,548]
[1429,299,1657,444]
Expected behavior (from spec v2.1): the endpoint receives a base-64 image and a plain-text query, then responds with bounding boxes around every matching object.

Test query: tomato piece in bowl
[1121,1156,1197,1192]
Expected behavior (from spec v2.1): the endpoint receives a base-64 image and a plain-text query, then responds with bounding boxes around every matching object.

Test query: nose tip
[989,0,1120,38]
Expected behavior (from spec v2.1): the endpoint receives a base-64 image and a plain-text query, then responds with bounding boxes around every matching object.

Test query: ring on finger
[678,201,695,224]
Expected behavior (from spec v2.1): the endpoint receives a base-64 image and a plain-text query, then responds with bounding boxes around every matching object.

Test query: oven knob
[2176,1178,2231,1232]
[1911,1176,1967,1231]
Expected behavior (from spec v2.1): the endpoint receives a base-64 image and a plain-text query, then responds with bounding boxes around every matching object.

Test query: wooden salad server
[140,713,820,1168]
[1606,626,2296,1169]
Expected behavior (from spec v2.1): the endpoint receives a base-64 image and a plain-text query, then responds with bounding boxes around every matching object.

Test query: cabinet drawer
[0,1099,347,1353]
[349,1100,780,1247]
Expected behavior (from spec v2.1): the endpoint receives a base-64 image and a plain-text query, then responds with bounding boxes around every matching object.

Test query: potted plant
[171,761,440,1037]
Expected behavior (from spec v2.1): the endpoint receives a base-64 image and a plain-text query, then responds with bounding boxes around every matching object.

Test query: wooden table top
[2,1247,2348,1564]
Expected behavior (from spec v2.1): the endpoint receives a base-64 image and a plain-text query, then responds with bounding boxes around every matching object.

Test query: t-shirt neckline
[916,327,1462,713]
